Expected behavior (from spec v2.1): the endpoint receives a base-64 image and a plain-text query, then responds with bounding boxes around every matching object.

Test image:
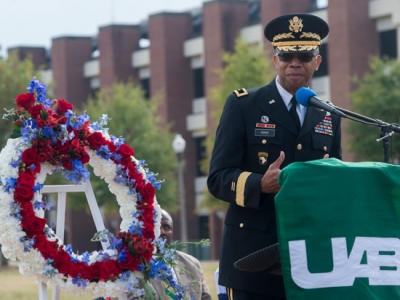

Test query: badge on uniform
[256,123,276,129]
[261,116,269,123]
[314,116,333,136]
[258,152,268,165]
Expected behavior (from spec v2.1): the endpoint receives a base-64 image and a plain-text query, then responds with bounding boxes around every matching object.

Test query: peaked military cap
[264,13,329,54]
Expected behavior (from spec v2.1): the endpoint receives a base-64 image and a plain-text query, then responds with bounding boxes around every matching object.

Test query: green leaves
[348,56,400,162]
[0,55,38,148]
[74,81,179,212]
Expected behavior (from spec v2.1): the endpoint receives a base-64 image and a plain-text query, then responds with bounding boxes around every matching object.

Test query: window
[140,78,150,99]
[195,137,206,176]
[193,68,204,98]
[380,29,398,59]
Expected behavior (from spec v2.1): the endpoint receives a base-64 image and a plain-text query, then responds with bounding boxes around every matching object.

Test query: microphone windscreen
[295,87,317,107]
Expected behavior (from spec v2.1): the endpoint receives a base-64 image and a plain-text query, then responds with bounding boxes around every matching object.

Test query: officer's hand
[261,151,285,194]
[323,154,329,159]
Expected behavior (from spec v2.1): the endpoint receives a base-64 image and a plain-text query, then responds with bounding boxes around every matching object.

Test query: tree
[72,81,179,212]
[200,37,276,209]
[348,56,400,163]
[0,55,43,267]
[0,55,39,149]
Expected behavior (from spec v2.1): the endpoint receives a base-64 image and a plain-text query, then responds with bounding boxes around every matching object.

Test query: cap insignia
[289,16,303,33]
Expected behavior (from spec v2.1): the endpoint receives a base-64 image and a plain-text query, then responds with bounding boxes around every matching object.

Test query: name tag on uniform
[254,129,275,137]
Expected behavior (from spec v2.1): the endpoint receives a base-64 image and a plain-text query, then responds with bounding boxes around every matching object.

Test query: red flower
[70,138,83,154]
[15,93,36,109]
[21,215,46,237]
[56,99,73,115]
[14,185,34,203]
[61,159,73,171]
[106,140,117,153]
[21,148,38,164]
[118,144,134,157]
[87,132,106,149]
[80,150,90,165]
[35,235,59,259]
[54,250,72,274]
[17,172,35,187]
[55,141,70,155]
[140,182,155,201]
[28,104,45,119]
[78,122,91,138]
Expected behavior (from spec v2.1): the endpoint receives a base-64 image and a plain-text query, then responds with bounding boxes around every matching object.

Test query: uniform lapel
[256,81,299,135]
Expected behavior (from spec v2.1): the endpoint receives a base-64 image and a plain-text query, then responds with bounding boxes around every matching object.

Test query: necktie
[289,96,301,131]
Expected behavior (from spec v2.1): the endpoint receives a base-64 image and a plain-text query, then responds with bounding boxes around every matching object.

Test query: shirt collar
[275,76,293,109]
[275,76,307,114]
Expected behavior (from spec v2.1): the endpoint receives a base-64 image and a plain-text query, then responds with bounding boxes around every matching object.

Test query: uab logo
[289,237,400,289]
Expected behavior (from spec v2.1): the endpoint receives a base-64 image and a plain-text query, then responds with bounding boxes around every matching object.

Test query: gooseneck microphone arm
[334,106,400,134]
[295,87,400,163]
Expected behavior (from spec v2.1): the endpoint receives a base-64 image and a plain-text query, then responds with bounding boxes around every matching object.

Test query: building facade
[9,0,400,259]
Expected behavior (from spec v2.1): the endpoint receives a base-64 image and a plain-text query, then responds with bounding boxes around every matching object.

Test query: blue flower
[10,202,22,220]
[96,145,112,160]
[128,220,144,236]
[63,159,91,184]
[3,177,17,193]
[43,259,59,278]
[19,237,35,252]
[33,182,44,193]
[81,252,90,264]
[90,121,101,131]
[118,248,128,263]
[72,275,88,288]
[44,226,56,238]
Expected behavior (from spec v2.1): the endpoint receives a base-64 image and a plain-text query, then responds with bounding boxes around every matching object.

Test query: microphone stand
[334,106,400,163]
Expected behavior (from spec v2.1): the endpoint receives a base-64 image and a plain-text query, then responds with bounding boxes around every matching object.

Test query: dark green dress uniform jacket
[207,79,342,297]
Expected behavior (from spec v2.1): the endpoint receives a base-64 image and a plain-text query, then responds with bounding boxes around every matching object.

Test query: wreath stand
[37,181,128,300]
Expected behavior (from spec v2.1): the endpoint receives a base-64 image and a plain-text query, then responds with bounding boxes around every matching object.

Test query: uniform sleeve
[207,94,264,209]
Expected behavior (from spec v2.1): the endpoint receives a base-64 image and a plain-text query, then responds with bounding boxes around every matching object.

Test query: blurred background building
[7,0,399,260]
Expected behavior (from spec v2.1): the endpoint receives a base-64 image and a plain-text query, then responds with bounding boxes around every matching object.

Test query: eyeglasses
[277,53,316,63]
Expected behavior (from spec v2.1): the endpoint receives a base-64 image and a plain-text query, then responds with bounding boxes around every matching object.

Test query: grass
[0,261,219,300]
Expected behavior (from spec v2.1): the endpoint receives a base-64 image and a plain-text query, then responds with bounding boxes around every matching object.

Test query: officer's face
[273,53,322,95]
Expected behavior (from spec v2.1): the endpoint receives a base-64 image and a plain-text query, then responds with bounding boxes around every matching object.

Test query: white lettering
[289,237,400,289]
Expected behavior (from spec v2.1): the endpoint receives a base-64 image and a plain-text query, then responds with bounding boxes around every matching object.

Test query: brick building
[9,0,400,259]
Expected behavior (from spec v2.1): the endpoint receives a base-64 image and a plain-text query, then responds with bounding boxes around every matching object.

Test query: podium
[275,158,400,299]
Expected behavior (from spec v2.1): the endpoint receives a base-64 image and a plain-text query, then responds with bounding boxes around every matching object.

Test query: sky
[0,0,205,57]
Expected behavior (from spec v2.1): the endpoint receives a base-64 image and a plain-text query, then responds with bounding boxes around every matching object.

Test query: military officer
[207,13,342,300]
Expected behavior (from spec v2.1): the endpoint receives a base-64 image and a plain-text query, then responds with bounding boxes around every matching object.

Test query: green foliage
[0,55,39,149]
[200,37,275,210]
[348,56,400,163]
[62,81,179,212]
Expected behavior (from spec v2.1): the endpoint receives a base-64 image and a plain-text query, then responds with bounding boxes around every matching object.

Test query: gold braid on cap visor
[272,40,321,52]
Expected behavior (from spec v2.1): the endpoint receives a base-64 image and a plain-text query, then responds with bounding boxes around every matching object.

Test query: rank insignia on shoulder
[233,88,248,98]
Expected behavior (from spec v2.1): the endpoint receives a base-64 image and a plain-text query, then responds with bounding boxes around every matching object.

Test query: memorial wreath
[0,78,185,299]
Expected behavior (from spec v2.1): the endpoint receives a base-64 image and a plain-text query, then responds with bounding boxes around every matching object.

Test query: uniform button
[239,223,244,228]
[297,144,302,150]
[262,139,267,144]
[324,146,327,151]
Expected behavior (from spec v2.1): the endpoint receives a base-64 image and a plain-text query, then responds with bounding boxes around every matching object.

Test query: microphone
[295,87,347,118]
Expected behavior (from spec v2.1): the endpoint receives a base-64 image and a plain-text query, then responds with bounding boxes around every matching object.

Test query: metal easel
[38,181,127,300]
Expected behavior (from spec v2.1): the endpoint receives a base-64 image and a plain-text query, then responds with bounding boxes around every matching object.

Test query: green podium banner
[275,158,400,299]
